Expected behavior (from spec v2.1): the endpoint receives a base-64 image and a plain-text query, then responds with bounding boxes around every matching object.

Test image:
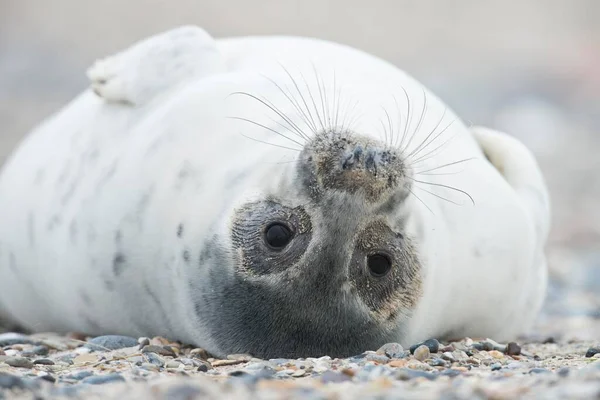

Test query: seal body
[0,26,550,358]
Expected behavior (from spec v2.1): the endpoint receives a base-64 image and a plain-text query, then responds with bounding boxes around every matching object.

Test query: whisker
[414,186,464,206]
[279,64,320,134]
[407,107,448,160]
[261,75,315,138]
[410,131,457,165]
[415,157,476,174]
[398,86,412,154]
[236,132,301,152]
[227,116,305,147]
[383,106,395,149]
[404,89,428,155]
[298,70,327,132]
[409,177,475,205]
[311,62,331,131]
[229,91,308,141]
[408,188,434,215]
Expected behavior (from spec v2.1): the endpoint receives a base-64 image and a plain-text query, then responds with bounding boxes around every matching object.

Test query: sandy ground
[0,0,599,398]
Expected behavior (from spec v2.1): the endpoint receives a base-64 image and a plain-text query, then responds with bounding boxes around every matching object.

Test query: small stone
[212,359,245,367]
[142,345,176,357]
[413,345,430,362]
[22,345,49,357]
[63,371,94,381]
[291,369,306,377]
[227,353,253,362]
[73,353,98,365]
[529,368,551,374]
[85,335,138,351]
[488,350,504,359]
[441,369,462,377]
[4,349,19,356]
[37,373,56,383]
[585,347,600,358]
[365,353,390,364]
[166,360,182,369]
[441,352,455,362]
[0,373,28,390]
[429,358,446,367]
[490,363,502,371]
[0,333,36,346]
[81,373,125,385]
[320,370,352,383]
[5,357,34,368]
[138,337,150,345]
[557,367,570,377]
[144,352,165,367]
[197,362,210,372]
[388,359,408,368]
[33,359,55,365]
[409,339,440,354]
[505,342,521,356]
[189,348,210,360]
[395,368,437,381]
[140,363,160,371]
[376,343,405,359]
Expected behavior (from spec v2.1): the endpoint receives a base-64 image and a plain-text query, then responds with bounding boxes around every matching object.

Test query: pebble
[291,369,306,377]
[320,370,352,383]
[21,345,49,357]
[144,352,165,367]
[189,348,209,360]
[166,360,182,369]
[413,345,430,361]
[429,358,446,367]
[164,384,205,400]
[142,345,176,357]
[441,352,456,362]
[506,342,522,356]
[211,359,245,367]
[0,333,36,346]
[395,368,438,381]
[376,342,405,359]
[488,350,505,359]
[490,363,502,371]
[410,339,440,354]
[85,335,138,351]
[585,347,600,358]
[227,353,253,362]
[0,373,28,390]
[81,373,125,385]
[5,357,34,368]
[365,353,390,364]
[63,371,94,381]
[529,368,551,374]
[33,359,55,365]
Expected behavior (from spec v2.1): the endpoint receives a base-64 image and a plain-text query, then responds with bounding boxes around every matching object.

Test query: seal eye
[264,223,293,250]
[367,253,392,277]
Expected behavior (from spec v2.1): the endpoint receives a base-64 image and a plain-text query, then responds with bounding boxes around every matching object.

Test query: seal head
[201,130,422,358]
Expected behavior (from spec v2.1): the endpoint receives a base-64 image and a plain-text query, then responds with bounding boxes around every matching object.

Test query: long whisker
[311,62,331,131]
[227,116,305,147]
[408,188,434,215]
[407,107,448,159]
[236,132,301,152]
[298,70,326,132]
[229,92,308,141]
[414,186,465,206]
[404,89,428,155]
[261,74,315,138]
[409,177,475,205]
[410,131,457,165]
[383,106,394,149]
[415,157,476,174]
[279,64,320,134]
[398,86,412,154]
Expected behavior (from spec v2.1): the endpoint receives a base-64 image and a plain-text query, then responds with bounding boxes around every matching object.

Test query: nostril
[365,149,377,174]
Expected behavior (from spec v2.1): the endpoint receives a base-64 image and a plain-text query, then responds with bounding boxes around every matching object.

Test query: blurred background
[1,0,598,339]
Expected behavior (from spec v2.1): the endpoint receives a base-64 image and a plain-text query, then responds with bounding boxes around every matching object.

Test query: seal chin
[298,130,409,204]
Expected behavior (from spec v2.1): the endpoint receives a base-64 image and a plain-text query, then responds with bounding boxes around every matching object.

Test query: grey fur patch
[112,253,127,276]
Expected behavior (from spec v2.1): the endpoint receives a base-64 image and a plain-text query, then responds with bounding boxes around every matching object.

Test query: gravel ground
[0,332,599,399]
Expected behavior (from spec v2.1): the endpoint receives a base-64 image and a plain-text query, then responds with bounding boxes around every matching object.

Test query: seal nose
[300,132,407,203]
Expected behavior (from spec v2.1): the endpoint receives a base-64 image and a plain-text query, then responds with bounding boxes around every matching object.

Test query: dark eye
[367,253,392,277]
[264,223,293,250]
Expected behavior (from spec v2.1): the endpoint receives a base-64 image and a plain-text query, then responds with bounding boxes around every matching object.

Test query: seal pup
[0,26,550,358]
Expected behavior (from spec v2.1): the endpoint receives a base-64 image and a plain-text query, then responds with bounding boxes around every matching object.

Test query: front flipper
[471,126,551,243]
[86,25,224,106]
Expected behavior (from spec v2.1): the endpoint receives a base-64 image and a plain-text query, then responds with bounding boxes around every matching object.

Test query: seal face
[0,26,550,359]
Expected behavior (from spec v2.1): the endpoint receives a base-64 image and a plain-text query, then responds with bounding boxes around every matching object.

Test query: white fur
[0,26,549,348]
